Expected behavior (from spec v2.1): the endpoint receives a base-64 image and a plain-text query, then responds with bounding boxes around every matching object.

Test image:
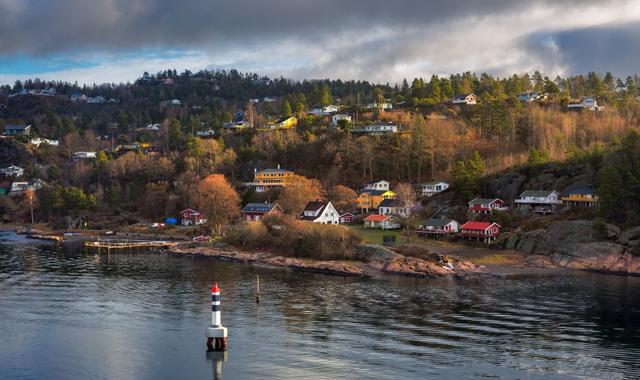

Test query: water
[1,232,639,379]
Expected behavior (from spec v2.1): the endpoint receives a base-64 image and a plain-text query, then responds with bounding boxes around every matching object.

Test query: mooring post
[256,275,261,303]
[206,282,228,351]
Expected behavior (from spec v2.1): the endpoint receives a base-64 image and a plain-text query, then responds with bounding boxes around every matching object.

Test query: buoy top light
[211,283,220,293]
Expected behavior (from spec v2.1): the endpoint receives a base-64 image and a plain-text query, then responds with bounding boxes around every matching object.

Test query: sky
[1,0,640,85]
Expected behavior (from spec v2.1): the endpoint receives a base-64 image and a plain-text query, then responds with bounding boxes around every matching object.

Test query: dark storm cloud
[0,0,614,56]
[524,21,640,76]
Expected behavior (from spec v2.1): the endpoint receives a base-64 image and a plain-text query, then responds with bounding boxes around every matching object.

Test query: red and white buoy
[206,282,228,351]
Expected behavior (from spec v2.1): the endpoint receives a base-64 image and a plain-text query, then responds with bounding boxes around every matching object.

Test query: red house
[241,203,283,221]
[339,212,355,224]
[459,221,501,243]
[468,198,507,213]
[179,208,207,226]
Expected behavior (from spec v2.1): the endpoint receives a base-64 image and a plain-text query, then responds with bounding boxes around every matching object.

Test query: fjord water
[1,233,639,380]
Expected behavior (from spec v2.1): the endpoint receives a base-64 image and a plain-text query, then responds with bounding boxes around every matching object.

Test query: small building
[351,122,398,135]
[196,129,216,138]
[308,105,338,116]
[160,99,181,108]
[363,214,401,230]
[417,218,459,237]
[517,92,547,102]
[568,98,602,111]
[468,198,508,213]
[300,201,340,224]
[179,208,207,226]
[515,190,561,206]
[4,124,31,136]
[266,116,297,130]
[452,93,477,105]
[9,181,29,194]
[364,102,393,111]
[562,187,600,208]
[421,181,449,197]
[241,203,283,221]
[245,165,294,193]
[459,221,501,244]
[30,138,59,147]
[339,212,355,224]
[222,121,252,130]
[378,198,412,218]
[73,151,97,160]
[87,96,106,104]
[356,189,396,212]
[365,180,390,191]
[0,165,24,178]
[331,114,352,125]
[145,123,161,131]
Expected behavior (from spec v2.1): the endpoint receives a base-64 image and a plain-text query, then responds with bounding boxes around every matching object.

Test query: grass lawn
[347,224,404,245]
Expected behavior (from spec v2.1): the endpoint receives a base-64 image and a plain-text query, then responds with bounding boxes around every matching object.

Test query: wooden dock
[83,239,178,252]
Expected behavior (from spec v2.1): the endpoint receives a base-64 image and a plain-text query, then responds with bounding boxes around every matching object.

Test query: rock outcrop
[503,220,640,274]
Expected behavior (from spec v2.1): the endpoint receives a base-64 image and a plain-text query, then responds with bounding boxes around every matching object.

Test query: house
[308,105,339,116]
[363,214,401,230]
[265,116,297,130]
[241,203,283,221]
[421,181,449,197]
[245,165,294,193]
[4,124,31,136]
[378,198,412,218]
[300,201,340,224]
[161,78,175,85]
[365,180,390,191]
[263,97,276,102]
[356,189,396,211]
[562,187,600,208]
[87,96,106,104]
[0,165,24,178]
[339,212,355,224]
[145,123,161,131]
[72,151,97,160]
[196,129,216,138]
[351,122,398,135]
[9,181,29,194]
[517,92,548,102]
[222,121,252,130]
[30,138,59,147]
[452,93,477,105]
[70,93,87,102]
[568,98,603,111]
[468,198,508,213]
[364,102,393,111]
[160,99,181,108]
[331,114,352,125]
[459,221,501,244]
[416,218,459,237]
[515,190,561,207]
[179,208,207,226]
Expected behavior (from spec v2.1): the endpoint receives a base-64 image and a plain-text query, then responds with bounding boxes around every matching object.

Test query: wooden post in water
[256,275,261,303]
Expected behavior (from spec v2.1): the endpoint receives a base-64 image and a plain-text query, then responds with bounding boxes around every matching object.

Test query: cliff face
[503,220,640,274]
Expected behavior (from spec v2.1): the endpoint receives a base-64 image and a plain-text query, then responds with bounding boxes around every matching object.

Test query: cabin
[222,121,251,130]
[517,92,547,102]
[421,181,449,197]
[378,198,412,218]
[0,165,24,178]
[356,189,396,212]
[452,93,477,105]
[266,116,297,130]
[159,99,181,108]
[72,151,97,160]
[3,124,31,136]
[363,214,401,230]
[459,221,501,244]
[179,208,207,226]
[339,212,355,224]
[468,198,508,213]
[365,180,390,191]
[241,203,283,221]
[416,218,459,237]
[308,105,338,116]
[245,165,294,193]
[332,114,352,125]
[364,102,393,111]
[351,122,398,135]
[562,187,600,208]
[300,201,340,224]
[196,129,216,138]
[568,98,602,111]
[515,190,562,213]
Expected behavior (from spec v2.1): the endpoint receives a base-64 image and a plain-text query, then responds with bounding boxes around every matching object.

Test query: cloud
[1,0,640,84]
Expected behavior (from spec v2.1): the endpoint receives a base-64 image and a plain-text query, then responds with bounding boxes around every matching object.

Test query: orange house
[356,189,396,212]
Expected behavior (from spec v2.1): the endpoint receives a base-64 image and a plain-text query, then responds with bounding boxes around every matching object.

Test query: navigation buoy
[206,282,228,351]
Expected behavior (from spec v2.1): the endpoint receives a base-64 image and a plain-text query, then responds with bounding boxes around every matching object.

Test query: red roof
[364,214,390,222]
[211,283,220,293]
[460,221,500,231]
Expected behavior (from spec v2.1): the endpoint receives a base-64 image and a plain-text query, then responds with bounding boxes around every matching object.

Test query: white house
[515,190,561,206]
[300,201,340,224]
[145,123,161,131]
[222,121,251,130]
[364,102,393,111]
[331,113,352,125]
[196,129,216,137]
[309,105,339,116]
[351,122,398,135]
[30,138,59,147]
[568,98,603,111]
[363,214,401,230]
[518,92,547,102]
[160,99,181,107]
[87,96,106,104]
[365,180,390,191]
[417,218,459,236]
[0,165,24,178]
[421,181,449,197]
[73,151,97,160]
[378,198,412,218]
[452,93,477,105]
[10,182,29,193]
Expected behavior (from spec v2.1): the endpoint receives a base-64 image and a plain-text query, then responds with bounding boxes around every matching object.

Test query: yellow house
[247,165,294,192]
[356,189,396,211]
[561,187,599,208]
[266,116,297,130]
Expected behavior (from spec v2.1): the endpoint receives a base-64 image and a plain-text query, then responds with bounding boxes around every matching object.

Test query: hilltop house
[363,214,400,230]
[416,218,459,237]
[518,92,547,102]
[515,190,561,207]
[0,165,24,178]
[241,203,283,221]
[568,98,603,111]
[364,101,393,111]
[179,209,207,226]
[421,181,449,197]
[300,201,340,224]
[3,124,31,136]
[468,198,508,213]
[459,221,501,244]
[378,198,412,218]
[266,116,297,130]
[308,105,338,116]
[331,114,352,126]
[452,93,477,105]
[562,187,600,208]
[160,99,181,108]
[30,138,59,147]
[72,151,97,160]
[351,122,398,135]
[245,165,294,193]
[365,180,390,191]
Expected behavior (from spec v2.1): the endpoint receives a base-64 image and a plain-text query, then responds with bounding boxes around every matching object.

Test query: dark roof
[565,187,597,196]
[469,198,501,205]
[300,201,329,221]
[5,124,30,130]
[242,203,277,213]
[455,93,474,100]
[519,190,556,198]
[276,116,294,123]
[423,218,454,227]
[359,189,388,196]
[366,179,387,185]
[378,198,403,208]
